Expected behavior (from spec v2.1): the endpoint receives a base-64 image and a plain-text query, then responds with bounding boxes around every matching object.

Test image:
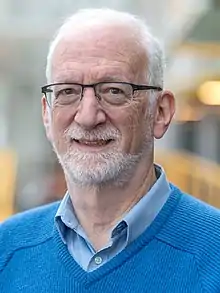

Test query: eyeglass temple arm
[41,87,53,94]
[133,85,162,91]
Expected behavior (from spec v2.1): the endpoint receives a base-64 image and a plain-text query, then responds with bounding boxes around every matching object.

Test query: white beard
[54,144,142,187]
[52,122,153,188]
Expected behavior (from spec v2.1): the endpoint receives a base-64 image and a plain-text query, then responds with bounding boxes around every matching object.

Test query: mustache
[64,125,120,140]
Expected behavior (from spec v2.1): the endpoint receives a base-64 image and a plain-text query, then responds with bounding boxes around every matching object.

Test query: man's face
[42,26,167,186]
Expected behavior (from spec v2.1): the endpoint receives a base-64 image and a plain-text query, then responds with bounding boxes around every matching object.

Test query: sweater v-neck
[54,186,181,286]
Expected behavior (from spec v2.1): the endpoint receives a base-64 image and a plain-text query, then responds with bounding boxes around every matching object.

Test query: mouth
[70,138,114,149]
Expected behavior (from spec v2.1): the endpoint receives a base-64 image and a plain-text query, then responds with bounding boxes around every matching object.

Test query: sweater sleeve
[156,192,220,292]
[0,202,59,272]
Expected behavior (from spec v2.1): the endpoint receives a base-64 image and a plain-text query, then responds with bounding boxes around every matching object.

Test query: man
[1,8,220,293]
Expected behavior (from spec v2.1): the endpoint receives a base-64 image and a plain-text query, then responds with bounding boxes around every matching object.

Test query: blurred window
[176,121,197,153]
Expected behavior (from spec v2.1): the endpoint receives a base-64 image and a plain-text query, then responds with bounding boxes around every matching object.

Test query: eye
[109,87,123,94]
[102,87,124,96]
[55,86,80,98]
[59,88,76,96]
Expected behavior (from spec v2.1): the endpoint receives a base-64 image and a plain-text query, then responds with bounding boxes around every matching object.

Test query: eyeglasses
[41,82,162,107]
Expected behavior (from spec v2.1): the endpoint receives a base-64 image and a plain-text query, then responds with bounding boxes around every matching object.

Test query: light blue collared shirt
[55,165,171,271]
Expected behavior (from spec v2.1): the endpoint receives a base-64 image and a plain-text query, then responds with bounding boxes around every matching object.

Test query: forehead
[51,25,147,82]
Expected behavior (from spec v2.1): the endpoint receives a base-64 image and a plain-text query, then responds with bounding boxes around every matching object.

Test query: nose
[74,87,107,130]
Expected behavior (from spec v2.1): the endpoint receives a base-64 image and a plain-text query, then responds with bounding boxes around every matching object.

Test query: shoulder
[0,201,60,271]
[158,185,220,249]
[0,201,60,244]
[157,185,220,288]
[158,185,220,265]
[176,189,220,238]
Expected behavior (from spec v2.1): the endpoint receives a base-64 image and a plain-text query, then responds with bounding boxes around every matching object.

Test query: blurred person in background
[1,8,220,293]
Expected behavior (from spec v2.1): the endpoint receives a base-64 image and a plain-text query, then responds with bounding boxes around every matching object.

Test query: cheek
[123,101,154,153]
[51,107,74,143]
[131,107,146,148]
[117,103,146,153]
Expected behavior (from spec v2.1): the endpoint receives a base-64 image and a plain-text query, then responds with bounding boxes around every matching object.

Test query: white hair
[46,8,164,94]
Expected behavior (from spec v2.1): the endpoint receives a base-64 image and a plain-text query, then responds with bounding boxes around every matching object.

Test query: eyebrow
[54,78,79,84]
[53,74,131,84]
[53,72,80,83]
[97,76,126,83]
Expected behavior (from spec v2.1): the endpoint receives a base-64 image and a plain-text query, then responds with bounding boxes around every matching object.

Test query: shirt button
[94,256,103,265]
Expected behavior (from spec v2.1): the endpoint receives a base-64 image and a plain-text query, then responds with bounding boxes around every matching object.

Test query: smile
[76,139,112,145]
[71,139,114,148]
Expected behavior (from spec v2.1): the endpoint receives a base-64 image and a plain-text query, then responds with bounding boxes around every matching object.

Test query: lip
[70,139,115,152]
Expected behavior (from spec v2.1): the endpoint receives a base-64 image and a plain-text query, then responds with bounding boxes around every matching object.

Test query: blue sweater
[1,184,220,292]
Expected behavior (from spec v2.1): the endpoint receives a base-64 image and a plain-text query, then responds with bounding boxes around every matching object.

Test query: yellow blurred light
[197,81,220,105]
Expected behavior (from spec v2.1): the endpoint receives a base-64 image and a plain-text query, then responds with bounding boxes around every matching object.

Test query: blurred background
[1,0,220,221]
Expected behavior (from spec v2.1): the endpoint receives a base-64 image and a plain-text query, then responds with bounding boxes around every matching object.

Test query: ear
[42,96,52,141]
[153,90,175,139]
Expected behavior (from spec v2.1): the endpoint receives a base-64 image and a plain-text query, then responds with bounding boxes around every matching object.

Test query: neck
[66,161,156,251]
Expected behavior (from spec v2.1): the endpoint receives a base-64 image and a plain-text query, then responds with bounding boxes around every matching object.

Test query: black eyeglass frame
[41,81,163,107]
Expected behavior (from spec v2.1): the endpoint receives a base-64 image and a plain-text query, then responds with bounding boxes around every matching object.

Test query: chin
[57,148,143,187]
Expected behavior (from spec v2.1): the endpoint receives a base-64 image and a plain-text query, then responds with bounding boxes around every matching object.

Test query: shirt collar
[55,164,170,245]
[56,192,77,227]
[119,164,171,245]
[55,192,79,243]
